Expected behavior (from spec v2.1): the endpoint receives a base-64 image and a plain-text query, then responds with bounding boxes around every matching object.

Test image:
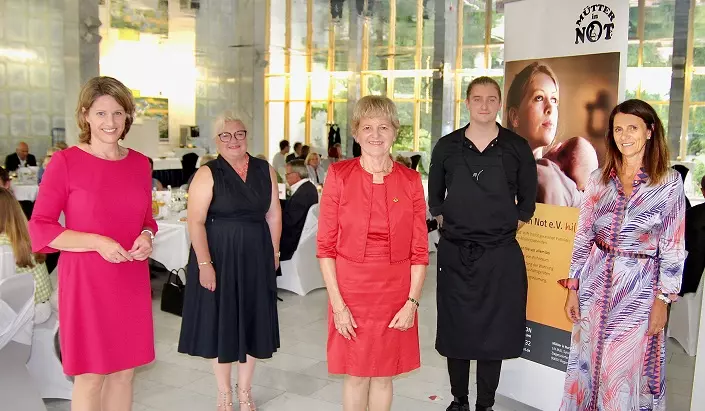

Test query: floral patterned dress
[559,168,685,411]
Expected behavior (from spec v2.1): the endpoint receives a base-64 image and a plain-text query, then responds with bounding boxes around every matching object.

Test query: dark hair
[279,140,290,151]
[0,166,8,185]
[466,76,502,101]
[300,145,310,158]
[293,142,302,150]
[506,62,559,132]
[601,99,669,185]
[701,174,705,191]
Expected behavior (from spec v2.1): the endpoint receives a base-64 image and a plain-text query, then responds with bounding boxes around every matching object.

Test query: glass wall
[686,0,705,197]
[266,0,705,186]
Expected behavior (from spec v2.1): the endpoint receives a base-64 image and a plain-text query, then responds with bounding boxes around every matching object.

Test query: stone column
[63,0,100,146]
[195,0,266,155]
[666,0,693,160]
[430,0,458,150]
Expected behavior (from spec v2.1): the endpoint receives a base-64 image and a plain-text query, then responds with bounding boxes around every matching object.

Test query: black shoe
[446,401,470,411]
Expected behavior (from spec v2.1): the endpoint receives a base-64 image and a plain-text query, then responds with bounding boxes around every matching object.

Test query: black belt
[207,216,266,224]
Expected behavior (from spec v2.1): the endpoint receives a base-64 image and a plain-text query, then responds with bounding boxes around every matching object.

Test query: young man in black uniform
[429,77,538,411]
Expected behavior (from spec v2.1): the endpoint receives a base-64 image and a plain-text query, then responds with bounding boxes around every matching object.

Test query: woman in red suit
[317,95,429,411]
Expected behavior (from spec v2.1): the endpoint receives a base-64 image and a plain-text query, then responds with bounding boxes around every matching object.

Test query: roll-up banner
[499,1,628,409]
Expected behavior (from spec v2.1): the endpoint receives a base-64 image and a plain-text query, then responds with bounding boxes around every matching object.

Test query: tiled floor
[44,255,696,410]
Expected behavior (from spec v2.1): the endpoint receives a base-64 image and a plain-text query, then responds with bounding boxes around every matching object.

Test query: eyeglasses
[218,131,247,142]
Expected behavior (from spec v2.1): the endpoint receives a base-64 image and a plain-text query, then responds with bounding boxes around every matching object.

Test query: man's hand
[435,215,443,229]
[518,220,526,230]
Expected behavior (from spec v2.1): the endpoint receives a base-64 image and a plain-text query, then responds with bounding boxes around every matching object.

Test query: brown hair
[0,188,36,268]
[601,99,670,185]
[0,166,9,185]
[76,76,136,144]
[506,62,559,132]
[466,76,502,100]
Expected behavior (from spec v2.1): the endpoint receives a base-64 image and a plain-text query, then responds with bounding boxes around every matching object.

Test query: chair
[410,154,422,171]
[277,205,326,296]
[27,312,73,400]
[0,274,46,410]
[181,153,200,186]
[668,272,704,356]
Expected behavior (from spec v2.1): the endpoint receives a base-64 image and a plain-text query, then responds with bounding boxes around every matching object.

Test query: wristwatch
[656,293,672,305]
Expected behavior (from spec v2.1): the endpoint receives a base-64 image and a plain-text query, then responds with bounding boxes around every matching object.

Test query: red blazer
[316,158,429,265]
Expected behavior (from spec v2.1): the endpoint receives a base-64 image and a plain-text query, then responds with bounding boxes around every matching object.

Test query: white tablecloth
[11,184,39,202]
[152,158,182,171]
[153,219,190,276]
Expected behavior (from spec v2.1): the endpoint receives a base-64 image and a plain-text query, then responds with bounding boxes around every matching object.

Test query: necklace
[234,156,249,180]
[360,157,392,175]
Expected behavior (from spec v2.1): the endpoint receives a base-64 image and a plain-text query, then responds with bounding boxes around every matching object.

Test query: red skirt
[327,256,420,377]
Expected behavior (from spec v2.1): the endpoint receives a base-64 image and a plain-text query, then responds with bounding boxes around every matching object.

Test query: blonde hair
[0,188,37,268]
[304,152,320,166]
[352,95,400,133]
[43,147,60,167]
[76,76,135,144]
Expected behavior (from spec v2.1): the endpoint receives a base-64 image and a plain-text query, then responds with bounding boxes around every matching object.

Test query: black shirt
[682,202,705,295]
[428,124,537,242]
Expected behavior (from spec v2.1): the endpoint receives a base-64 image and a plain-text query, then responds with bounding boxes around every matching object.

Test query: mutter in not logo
[575,4,616,44]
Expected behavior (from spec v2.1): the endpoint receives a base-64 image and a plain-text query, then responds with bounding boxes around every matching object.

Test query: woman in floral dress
[560,99,685,411]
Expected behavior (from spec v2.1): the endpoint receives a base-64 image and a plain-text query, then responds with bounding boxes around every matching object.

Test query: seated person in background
[147,158,165,191]
[55,142,69,150]
[287,142,302,162]
[273,140,290,176]
[299,144,311,160]
[682,174,705,296]
[0,166,10,189]
[38,146,60,184]
[395,154,412,168]
[327,143,344,166]
[280,159,319,261]
[5,141,37,171]
[305,151,326,185]
[0,187,53,323]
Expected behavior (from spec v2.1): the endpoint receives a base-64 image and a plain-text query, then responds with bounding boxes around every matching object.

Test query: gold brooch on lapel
[393,197,399,203]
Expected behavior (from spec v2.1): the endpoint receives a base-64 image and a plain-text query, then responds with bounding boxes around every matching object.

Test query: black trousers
[447,358,502,408]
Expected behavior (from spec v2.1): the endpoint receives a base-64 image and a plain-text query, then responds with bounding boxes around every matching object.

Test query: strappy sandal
[236,384,257,410]
[217,387,234,410]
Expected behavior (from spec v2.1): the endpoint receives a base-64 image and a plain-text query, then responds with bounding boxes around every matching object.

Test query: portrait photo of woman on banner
[504,53,621,207]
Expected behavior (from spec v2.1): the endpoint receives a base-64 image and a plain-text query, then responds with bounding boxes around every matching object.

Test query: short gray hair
[213,111,246,137]
[287,159,308,179]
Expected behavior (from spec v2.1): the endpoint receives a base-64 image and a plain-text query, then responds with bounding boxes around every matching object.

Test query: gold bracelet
[408,297,420,307]
[198,261,213,266]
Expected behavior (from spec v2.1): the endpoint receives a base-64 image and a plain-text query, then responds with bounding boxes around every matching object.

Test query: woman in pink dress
[29,76,157,411]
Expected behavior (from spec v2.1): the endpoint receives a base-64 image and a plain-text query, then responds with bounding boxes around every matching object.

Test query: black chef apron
[435,142,528,360]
